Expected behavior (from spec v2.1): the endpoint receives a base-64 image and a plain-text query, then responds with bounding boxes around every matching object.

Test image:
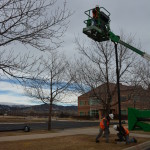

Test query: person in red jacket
[92,5,100,26]
[113,125,137,144]
[96,113,114,143]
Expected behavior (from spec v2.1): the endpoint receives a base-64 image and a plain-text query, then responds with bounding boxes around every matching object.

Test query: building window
[88,100,90,105]
[121,110,127,115]
[79,101,85,106]
[133,95,140,101]
[89,98,100,106]
[128,94,131,100]
[120,96,127,101]
[80,112,85,116]
[90,110,99,117]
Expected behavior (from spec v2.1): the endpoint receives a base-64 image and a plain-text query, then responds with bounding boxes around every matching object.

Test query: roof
[78,82,145,98]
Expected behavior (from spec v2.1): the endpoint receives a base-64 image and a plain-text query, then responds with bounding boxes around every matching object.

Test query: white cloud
[0,81,38,105]
[0,81,23,94]
[0,81,79,106]
[0,94,35,105]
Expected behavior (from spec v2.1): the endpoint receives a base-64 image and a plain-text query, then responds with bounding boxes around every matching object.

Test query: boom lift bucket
[128,108,150,132]
[83,7,111,42]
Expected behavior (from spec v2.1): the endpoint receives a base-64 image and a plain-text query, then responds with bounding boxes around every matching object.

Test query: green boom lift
[128,108,150,132]
[83,7,150,61]
[83,6,150,132]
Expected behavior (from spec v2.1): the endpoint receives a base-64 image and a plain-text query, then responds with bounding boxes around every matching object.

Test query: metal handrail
[100,7,110,16]
[84,7,111,25]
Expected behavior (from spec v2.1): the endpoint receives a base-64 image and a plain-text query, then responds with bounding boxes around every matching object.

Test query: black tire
[24,126,30,132]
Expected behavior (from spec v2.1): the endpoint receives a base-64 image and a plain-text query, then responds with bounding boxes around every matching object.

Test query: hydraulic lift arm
[109,31,150,61]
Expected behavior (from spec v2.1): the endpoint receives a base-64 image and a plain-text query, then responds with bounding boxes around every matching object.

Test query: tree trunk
[103,102,111,117]
[48,102,52,131]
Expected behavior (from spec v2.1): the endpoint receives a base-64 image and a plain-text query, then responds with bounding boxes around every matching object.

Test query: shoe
[96,140,99,143]
[133,138,137,143]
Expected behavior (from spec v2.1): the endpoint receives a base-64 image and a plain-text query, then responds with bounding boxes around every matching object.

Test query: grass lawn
[0,129,58,137]
[0,116,48,123]
[130,130,150,135]
[0,134,149,150]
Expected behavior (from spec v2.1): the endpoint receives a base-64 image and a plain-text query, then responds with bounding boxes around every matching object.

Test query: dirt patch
[0,134,149,150]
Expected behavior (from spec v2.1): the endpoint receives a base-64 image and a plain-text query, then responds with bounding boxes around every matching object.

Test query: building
[78,83,150,118]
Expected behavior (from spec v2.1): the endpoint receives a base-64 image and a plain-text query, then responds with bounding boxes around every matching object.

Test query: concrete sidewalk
[0,127,150,142]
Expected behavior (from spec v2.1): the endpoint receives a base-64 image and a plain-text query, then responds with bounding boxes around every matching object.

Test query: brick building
[78,83,150,118]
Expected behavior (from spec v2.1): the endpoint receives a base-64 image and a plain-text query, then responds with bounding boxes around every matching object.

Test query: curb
[123,141,150,150]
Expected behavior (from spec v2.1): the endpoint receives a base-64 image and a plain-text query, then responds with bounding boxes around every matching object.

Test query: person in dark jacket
[96,113,114,143]
[113,125,137,144]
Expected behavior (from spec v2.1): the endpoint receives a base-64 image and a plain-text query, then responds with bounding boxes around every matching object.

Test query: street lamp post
[114,42,123,141]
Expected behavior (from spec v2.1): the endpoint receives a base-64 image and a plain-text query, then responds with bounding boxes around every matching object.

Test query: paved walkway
[0,127,150,142]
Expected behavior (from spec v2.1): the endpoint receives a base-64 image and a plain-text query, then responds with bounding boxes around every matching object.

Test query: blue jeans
[125,135,135,144]
[96,128,109,143]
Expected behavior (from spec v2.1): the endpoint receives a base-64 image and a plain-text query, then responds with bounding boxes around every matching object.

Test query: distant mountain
[0,102,32,107]
[0,103,78,116]
[0,104,11,111]
[23,104,78,114]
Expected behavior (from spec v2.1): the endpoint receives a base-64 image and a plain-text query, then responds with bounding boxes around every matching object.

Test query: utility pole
[114,42,123,141]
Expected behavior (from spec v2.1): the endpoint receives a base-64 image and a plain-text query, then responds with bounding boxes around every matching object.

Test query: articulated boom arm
[109,32,150,61]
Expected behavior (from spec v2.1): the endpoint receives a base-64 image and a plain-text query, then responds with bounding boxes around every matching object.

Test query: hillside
[0,103,78,116]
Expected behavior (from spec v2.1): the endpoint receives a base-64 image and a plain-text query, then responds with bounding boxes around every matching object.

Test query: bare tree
[71,33,137,114]
[24,51,72,130]
[129,60,150,108]
[0,0,71,84]
[0,0,71,51]
[0,49,42,82]
[133,61,150,89]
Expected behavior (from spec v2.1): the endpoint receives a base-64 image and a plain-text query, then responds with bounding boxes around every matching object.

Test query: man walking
[96,113,114,143]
